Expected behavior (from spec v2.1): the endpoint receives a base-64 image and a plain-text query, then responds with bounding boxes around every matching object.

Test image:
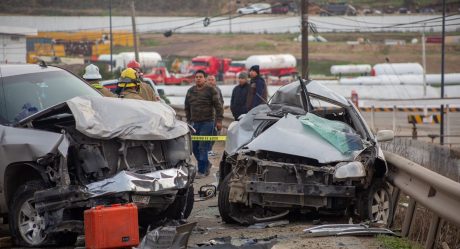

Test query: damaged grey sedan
[218,79,394,226]
[0,64,195,247]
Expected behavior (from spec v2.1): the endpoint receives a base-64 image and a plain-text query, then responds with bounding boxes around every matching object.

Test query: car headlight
[333,161,366,181]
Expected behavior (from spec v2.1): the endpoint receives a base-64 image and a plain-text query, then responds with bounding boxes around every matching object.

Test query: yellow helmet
[118,68,139,88]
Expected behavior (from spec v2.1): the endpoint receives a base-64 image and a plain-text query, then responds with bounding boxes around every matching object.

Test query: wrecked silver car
[0,64,195,247]
[218,79,394,226]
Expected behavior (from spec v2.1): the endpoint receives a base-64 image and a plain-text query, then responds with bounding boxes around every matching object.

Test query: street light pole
[131,0,139,62]
[440,0,446,145]
[109,0,113,73]
[229,0,232,34]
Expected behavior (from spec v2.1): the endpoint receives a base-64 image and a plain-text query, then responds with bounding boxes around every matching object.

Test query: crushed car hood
[246,114,361,163]
[66,96,189,140]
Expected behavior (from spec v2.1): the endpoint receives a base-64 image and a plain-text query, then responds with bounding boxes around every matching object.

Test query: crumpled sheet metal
[86,165,190,196]
[0,125,69,162]
[246,114,357,163]
[303,224,396,237]
[66,95,189,140]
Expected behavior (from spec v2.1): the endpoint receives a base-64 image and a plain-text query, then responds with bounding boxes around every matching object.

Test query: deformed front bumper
[34,164,194,214]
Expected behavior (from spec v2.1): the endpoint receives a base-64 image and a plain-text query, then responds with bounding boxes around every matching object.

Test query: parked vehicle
[245,54,298,78]
[237,3,272,14]
[0,64,195,247]
[218,79,394,226]
[114,52,162,71]
[224,60,246,83]
[188,56,231,80]
[144,66,192,85]
[320,3,356,16]
[271,3,289,14]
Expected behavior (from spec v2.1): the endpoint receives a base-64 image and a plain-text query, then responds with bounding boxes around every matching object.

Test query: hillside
[0,0,451,16]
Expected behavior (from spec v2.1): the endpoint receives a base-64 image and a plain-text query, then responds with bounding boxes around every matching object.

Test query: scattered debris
[194,235,278,248]
[136,222,196,249]
[248,220,289,229]
[303,224,397,237]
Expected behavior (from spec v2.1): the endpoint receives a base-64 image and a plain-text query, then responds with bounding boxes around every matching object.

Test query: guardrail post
[402,198,416,237]
[389,187,400,228]
[371,105,375,131]
[446,104,449,145]
[425,215,441,249]
[392,105,396,132]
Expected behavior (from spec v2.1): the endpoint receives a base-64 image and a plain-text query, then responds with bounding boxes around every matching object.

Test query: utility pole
[440,0,446,145]
[301,0,309,79]
[229,0,232,34]
[422,23,426,97]
[131,0,139,62]
[109,0,113,73]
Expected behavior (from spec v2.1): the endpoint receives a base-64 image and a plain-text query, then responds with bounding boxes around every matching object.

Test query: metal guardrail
[384,151,460,249]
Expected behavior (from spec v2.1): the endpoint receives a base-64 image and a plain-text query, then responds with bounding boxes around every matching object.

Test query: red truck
[143,66,192,85]
[188,56,231,80]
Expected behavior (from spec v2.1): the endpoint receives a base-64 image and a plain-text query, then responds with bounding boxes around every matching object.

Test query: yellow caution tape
[191,135,227,141]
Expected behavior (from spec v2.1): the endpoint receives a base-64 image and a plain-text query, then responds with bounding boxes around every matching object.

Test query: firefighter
[127,60,159,101]
[117,68,144,100]
[82,64,114,97]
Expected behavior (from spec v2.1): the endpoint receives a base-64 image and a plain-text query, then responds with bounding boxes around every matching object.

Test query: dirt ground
[187,142,385,249]
[139,33,460,74]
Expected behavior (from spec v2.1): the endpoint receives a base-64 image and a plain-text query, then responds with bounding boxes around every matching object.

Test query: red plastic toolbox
[84,203,139,249]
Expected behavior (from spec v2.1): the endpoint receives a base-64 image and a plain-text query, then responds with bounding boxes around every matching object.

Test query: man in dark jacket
[185,70,224,178]
[230,72,250,120]
[247,65,268,111]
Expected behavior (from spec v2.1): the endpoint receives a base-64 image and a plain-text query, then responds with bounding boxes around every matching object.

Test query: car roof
[0,64,63,77]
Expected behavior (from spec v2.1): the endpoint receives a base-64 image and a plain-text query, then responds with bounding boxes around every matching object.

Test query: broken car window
[3,71,99,123]
[299,113,364,154]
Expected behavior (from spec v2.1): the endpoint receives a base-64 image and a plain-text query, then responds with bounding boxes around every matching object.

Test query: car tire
[165,185,194,220]
[218,174,238,224]
[9,180,78,247]
[360,180,393,226]
[9,180,50,247]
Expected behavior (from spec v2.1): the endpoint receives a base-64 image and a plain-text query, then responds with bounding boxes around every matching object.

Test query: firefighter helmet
[118,68,139,88]
[83,64,102,80]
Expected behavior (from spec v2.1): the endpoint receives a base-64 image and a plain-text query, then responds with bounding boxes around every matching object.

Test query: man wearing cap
[82,64,114,97]
[230,72,250,120]
[247,65,268,111]
[185,70,224,178]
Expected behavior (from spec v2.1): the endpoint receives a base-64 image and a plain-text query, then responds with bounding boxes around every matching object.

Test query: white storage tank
[371,63,423,76]
[115,52,162,70]
[246,54,296,69]
[330,64,371,75]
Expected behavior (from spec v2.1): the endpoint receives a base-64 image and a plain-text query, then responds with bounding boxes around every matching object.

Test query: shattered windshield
[299,113,363,154]
[2,70,100,123]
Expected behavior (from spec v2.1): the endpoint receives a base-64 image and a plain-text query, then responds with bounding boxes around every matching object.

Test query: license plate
[132,195,150,205]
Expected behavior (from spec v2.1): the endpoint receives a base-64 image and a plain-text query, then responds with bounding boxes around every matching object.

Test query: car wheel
[165,185,194,220]
[9,181,49,247]
[218,174,270,225]
[360,180,393,225]
[218,174,239,224]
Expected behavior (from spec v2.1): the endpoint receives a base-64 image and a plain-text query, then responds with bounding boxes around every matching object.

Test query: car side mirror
[376,130,394,142]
